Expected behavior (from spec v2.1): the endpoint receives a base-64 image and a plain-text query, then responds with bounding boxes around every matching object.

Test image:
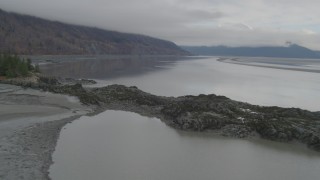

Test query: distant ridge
[182,44,320,59]
[0,9,189,55]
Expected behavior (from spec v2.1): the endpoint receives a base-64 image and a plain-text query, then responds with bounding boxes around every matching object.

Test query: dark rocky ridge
[0,9,189,55]
[1,76,320,152]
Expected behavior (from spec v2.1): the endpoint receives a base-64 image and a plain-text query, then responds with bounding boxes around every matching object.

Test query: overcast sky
[1,0,320,50]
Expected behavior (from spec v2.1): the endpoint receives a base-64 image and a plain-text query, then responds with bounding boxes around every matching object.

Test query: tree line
[0,54,40,78]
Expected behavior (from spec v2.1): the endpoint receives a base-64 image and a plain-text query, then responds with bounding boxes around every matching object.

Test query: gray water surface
[93,57,320,111]
[49,56,320,180]
[41,56,320,111]
[50,110,320,180]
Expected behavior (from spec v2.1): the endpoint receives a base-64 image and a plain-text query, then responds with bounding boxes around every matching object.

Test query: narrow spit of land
[2,76,320,150]
[0,75,320,179]
[217,57,320,73]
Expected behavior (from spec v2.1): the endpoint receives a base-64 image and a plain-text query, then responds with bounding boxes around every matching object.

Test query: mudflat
[0,84,92,179]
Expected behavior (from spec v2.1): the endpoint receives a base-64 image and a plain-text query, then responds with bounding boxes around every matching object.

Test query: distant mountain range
[182,44,320,59]
[0,9,189,55]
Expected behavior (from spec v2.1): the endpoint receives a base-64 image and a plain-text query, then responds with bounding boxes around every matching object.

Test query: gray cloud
[186,10,224,20]
[1,0,320,50]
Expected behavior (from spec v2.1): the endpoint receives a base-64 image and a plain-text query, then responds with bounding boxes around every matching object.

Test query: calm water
[48,56,320,179]
[41,56,320,111]
[40,55,193,79]
[50,110,320,180]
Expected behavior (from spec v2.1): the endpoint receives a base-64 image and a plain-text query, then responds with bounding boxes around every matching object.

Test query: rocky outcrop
[1,77,320,152]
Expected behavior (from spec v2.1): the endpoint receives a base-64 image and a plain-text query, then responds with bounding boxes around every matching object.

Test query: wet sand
[0,84,93,179]
[218,57,320,73]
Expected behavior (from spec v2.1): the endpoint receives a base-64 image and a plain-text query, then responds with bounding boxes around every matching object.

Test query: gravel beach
[0,84,93,179]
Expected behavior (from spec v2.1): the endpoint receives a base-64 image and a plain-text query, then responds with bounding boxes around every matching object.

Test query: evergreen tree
[17,60,28,76]
[0,53,36,78]
[0,54,4,75]
[27,58,34,71]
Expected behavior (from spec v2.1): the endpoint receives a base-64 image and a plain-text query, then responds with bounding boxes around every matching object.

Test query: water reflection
[48,56,320,180]
[39,55,195,79]
[39,56,320,111]
[50,110,320,180]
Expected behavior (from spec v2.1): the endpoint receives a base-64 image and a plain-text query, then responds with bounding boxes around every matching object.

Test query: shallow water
[48,56,320,179]
[41,56,320,111]
[50,110,320,180]
[222,57,320,73]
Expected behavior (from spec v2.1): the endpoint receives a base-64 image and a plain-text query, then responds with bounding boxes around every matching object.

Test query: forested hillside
[0,9,189,55]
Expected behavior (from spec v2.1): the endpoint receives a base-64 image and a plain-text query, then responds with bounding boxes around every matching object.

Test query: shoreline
[217,57,320,73]
[0,84,94,179]
[1,75,320,179]
[1,115,81,179]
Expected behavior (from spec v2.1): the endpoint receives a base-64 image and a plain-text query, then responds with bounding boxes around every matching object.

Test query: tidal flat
[1,56,320,180]
[0,84,92,179]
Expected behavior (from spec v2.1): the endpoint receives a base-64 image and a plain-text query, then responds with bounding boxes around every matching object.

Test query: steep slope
[182,44,320,58]
[0,9,189,55]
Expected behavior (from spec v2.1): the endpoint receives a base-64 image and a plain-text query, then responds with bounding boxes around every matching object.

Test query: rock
[1,76,320,152]
[38,76,60,85]
[58,78,97,85]
[221,125,253,138]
